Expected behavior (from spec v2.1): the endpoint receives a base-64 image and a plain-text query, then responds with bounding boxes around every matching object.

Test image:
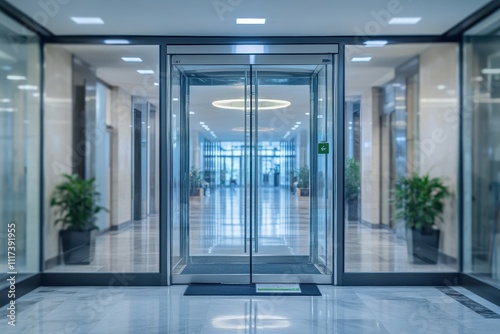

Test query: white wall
[44,45,73,262]
[419,44,459,259]
[110,87,133,226]
[360,88,381,224]
[94,82,111,231]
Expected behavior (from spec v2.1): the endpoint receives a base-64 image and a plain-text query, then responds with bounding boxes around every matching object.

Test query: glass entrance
[169,53,334,284]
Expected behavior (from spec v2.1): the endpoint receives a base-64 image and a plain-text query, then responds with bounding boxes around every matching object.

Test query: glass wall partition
[464,9,500,288]
[43,45,159,273]
[344,44,459,273]
[0,12,41,288]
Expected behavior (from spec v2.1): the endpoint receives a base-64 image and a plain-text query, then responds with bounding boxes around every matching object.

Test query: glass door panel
[169,54,334,284]
[251,64,333,283]
[171,64,251,283]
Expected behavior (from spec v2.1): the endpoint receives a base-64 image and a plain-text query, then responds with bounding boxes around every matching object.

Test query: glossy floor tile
[1,286,499,333]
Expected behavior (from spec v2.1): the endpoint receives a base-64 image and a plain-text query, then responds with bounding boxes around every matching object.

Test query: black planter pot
[274,173,280,187]
[408,228,440,264]
[347,199,359,221]
[190,188,201,196]
[60,229,96,264]
[299,188,309,196]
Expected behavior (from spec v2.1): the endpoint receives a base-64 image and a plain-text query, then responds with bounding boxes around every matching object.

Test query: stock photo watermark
[5,221,16,327]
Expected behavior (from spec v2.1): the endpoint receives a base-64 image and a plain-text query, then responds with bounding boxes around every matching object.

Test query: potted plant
[393,173,450,264]
[50,174,106,264]
[345,158,361,221]
[189,167,202,196]
[297,165,310,197]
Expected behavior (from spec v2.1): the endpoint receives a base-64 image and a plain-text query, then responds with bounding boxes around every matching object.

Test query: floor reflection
[3,285,499,333]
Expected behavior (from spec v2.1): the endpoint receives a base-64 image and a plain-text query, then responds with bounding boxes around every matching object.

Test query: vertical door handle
[254,71,259,254]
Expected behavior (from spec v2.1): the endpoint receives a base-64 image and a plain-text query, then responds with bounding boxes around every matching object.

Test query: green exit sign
[318,142,329,154]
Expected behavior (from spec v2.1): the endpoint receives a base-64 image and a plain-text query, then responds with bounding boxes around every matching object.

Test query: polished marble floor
[1,285,500,333]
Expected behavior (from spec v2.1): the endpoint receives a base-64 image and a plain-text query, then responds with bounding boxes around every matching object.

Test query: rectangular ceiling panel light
[388,17,421,25]
[137,69,154,74]
[121,57,143,62]
[71,17,104,24]
[482,68,500,74]
[7,75,26,80]
[364,40,388,47]
[351,57,372,62]
[105,39,130,44]
[236,18,266,25]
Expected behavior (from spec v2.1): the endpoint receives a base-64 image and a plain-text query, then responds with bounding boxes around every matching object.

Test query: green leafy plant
[189,167,201,189]
[50,174,106,231]
[393,173,450,230]
[345,158,360,201]
[297,165,309,188]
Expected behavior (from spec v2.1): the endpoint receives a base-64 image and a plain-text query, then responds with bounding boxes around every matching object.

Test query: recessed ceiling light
[0,98,11,103]
[173,98,179,102]
[296,122,301,124]
[0,107,15,112]
[122,57,142,62]
[388,17,421,25]
[189,111,195,115]
[18,85,38,90]
[212,98,290,110]
[437,85,446,90]
[104,39,130,44]
[351,57,372,62]
[7,75,26,80]
[32,93,40,97]
[236,18,266,25]
[482,68,500,75]
[154,82,159,86]
[200,122,205,124]
[71,17,104,24]
[137,69,154,74]
[364,40,388,47]
[305,113,310,115]
[232,127,273,132]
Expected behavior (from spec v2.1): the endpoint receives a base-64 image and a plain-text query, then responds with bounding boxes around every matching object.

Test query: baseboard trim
[343,272,460,286]
[461,273,500,306]
[109,220,131,231]
[359,219,392,230]
[0,274,41,307]
[44,254,63,270]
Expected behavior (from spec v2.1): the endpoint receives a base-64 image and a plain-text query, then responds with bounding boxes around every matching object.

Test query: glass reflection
[345,44,459,272]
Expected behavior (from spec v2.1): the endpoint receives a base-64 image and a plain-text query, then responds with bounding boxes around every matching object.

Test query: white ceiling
[7,0,492,36]
[52,42,445,139]
[345,43,434,95]
[59,45,159,105]
[189,84,311,141]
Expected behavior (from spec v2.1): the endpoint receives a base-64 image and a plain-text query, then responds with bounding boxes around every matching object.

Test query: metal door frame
[166,45,338,284]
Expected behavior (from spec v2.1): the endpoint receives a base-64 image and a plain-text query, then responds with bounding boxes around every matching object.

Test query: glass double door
[170,54,334,284]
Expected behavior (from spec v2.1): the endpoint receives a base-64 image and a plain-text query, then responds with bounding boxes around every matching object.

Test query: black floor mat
[184,283,322,296]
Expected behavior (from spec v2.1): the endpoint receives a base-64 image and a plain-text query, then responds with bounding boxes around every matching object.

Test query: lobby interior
[1,0,500,333]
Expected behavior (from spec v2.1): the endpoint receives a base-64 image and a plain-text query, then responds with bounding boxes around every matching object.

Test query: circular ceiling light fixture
[212,98,290,110]
[232,127,274,132]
